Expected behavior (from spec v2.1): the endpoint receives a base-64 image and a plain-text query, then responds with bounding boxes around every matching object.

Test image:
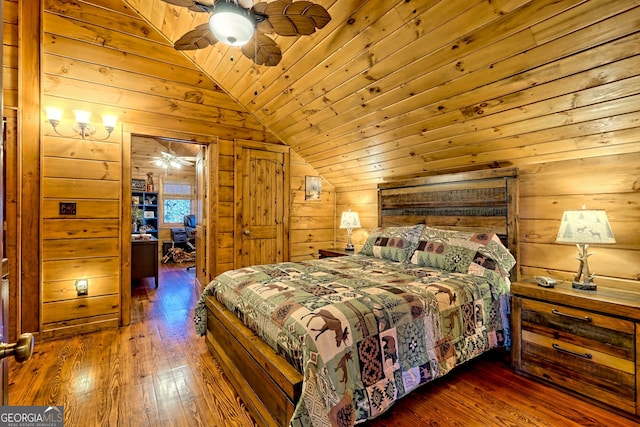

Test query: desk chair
[184,214,196,242]
[183,215,196,271]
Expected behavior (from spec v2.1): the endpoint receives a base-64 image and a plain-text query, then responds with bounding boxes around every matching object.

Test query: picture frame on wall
[305,176,322,200]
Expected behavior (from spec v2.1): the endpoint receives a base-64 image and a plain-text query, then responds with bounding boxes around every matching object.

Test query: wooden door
[0,0,5,404]
[195,147,206,289]
[235,143,289,268]
[194,144,217,289]
[1,140,6,405]
[1,268,6,405]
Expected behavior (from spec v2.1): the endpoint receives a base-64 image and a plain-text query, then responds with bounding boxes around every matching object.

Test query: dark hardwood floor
[8,263,638,426]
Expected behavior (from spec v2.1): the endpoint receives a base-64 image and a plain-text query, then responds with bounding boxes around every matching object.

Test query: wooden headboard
[378,168,519,279]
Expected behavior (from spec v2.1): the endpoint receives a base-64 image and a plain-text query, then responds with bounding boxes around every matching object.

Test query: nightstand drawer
[521,299,635,356]
[520,299,636,413]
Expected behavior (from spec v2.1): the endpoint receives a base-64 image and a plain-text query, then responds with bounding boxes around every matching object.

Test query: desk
[131,237,158,287]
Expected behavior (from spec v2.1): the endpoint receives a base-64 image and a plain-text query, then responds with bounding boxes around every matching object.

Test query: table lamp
[555,207,615,291]
[340,210,361,251]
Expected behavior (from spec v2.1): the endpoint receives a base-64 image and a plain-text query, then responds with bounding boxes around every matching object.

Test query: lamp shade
[209,3,254,46]
[45,106,63,122]
[556,209,615,244]
[73,110,92,125]
[339,211,361,229]
[102,114,118,129]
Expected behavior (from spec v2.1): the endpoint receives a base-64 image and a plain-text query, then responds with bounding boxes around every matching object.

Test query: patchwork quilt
[194,255,511,427]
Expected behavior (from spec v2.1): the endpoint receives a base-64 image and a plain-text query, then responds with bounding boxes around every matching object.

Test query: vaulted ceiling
[123,0,640,188]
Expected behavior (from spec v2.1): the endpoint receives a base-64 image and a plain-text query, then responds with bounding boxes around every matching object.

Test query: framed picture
[305,176,322,200]
[131,196,140,205]
[132,179,146,191]
[143,211,155,219]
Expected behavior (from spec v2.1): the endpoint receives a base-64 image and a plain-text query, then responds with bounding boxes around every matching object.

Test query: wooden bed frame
[204,167,519,427]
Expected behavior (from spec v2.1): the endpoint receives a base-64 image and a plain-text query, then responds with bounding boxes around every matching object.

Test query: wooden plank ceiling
[122,0,640,188]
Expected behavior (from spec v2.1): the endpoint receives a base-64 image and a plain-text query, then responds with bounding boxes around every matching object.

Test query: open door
[1,121,34,404]
[0,4,34,401]
[194,144,217,289]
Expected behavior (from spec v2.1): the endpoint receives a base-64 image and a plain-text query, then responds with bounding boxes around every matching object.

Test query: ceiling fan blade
[241,33,282,66]
[160,0,212,13]
[174,23,218,50]
[253,1,331,36]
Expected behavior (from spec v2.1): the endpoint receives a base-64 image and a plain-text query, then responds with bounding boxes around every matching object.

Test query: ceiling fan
[151,150,195,171]
[160,0,331,66]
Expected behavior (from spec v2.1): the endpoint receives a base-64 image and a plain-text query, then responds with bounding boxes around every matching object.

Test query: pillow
[358,224,424,263]
[410,226,516,277]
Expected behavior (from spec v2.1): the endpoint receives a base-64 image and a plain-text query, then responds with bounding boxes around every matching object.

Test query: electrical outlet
[75,279,88,296]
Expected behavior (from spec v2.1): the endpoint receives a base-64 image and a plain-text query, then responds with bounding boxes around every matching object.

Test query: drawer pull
[551,309,592,322]
[552,343,592,360]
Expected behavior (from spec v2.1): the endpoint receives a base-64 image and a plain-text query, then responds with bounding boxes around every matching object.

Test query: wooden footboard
[205,295,303,427]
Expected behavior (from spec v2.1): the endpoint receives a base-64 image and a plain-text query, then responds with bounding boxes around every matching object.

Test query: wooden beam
[19,0,41,334]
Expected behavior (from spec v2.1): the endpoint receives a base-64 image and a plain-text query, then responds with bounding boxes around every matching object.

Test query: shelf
[132,190,159,239]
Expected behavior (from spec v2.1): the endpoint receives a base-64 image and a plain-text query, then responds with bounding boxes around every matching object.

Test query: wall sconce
[45,107,117,140]
[339,209,361,251]
[555,206,615,291]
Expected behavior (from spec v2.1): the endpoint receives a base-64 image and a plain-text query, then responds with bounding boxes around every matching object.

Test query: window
[163,183,191,195]
[162,181,193,223]
[163,199,191,223]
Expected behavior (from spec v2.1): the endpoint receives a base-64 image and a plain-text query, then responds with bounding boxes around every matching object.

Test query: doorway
[121,129,217,326]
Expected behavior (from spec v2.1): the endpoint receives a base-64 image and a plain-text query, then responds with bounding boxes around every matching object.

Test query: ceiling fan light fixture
[209,2,255,47]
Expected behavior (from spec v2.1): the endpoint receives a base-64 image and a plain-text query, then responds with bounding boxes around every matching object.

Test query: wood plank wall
[337,156,639,291]
[127,0,638,293]
[41,124,122,339]
[4,0,634,339]
[290,152,335,261]
[1,0,334,339]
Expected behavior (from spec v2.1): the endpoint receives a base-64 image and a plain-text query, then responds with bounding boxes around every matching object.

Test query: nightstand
[318,248,356,258]
[511,279,640,418]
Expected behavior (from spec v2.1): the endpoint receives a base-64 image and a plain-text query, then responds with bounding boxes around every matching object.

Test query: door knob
[0,333,34,363]
[243,230,250,235]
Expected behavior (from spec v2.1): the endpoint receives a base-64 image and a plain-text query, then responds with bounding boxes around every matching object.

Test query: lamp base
[344,244,355,252]
[572,280,597,291]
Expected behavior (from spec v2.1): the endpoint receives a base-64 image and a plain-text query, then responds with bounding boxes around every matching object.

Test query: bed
[194,167,519,427]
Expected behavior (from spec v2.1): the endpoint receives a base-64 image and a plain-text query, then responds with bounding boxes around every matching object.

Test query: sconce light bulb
[73,110,92,125]
[102,114,118,130]
[46,108,114,140]
[45,106,63,127]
